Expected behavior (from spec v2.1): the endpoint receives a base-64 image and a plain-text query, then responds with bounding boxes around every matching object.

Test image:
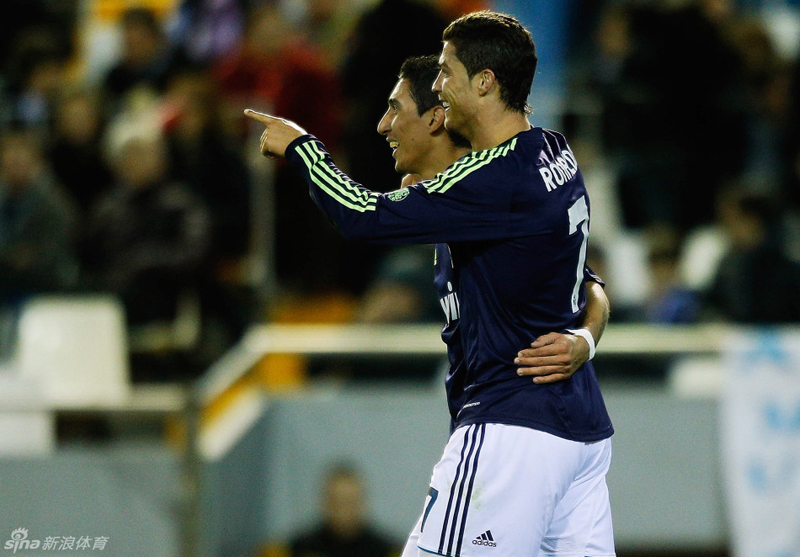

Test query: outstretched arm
[244,109,307,157]
[515,280,609,384]
[244,109,529,246]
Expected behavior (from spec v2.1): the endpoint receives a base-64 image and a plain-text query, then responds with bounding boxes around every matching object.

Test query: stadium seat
[16,294,131,408]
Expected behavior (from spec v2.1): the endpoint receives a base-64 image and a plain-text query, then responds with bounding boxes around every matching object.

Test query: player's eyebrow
[387,97,399,109]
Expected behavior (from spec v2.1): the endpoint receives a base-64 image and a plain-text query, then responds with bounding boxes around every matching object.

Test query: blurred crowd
[0,0,799,383]
[568,0,800,331]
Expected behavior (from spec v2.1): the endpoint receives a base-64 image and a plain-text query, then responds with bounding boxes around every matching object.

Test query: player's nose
[432,72,443,93]
[377,109,391,135]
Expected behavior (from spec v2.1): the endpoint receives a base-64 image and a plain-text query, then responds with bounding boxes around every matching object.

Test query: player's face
[377,78,433,176]
[433,42,478,138]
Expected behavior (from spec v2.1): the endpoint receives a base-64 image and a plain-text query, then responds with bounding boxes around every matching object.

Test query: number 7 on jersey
[568,196,589,314]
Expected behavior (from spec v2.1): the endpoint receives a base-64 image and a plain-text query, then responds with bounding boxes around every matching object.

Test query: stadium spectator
[286,463,401,557]
[103,7,186,114]
[80,125,211,379]
[702,185,800,323]
[1,26,72,133]
[48,86,113,218]
[642,228,700,325]
[0,127,79,301]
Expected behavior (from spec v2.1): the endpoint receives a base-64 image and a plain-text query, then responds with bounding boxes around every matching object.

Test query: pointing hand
[243,109,308,158]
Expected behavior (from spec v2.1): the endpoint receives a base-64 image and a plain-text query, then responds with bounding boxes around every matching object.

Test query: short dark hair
[398,55,471,149]
[399,55,442,116]
[442,11,537,114]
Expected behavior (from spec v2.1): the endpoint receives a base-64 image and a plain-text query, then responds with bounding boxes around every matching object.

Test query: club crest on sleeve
[387,188,410,202]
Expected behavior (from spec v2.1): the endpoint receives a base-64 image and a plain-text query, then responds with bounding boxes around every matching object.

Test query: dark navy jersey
[436,243,605,434]
[285,126,613,442]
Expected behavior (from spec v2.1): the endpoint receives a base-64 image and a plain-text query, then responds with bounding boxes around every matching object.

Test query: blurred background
[0,0,799,555]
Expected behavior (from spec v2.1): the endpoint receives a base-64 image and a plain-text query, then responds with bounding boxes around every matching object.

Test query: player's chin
[443,113,459,133]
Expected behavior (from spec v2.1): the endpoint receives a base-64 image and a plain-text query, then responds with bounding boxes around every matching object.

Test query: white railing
[196,322,729,403]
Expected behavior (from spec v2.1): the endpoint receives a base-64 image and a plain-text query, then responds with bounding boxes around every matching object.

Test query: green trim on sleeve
[295,140,380,213]
[424,138,518,195]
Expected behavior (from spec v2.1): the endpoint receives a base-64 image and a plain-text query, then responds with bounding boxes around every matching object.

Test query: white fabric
[566,328,596,360]
[402,423,615,557]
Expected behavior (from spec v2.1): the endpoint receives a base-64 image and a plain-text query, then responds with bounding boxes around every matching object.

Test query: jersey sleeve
[584,265,605,287]
[285,135,521,245]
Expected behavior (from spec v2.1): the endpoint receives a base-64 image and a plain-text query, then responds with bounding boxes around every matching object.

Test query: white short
[401,423,615,557]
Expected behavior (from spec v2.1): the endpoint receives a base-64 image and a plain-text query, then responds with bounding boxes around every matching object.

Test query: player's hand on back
[244,109,307,158]
[514,332,590,384]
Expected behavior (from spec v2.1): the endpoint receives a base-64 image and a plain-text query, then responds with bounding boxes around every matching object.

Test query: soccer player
[245,11,615,557]
[377,54,609,395]
[375,54,612,557]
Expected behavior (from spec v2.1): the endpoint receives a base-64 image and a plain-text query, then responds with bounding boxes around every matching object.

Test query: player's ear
[476,69,496,97]
[429,106,446,133]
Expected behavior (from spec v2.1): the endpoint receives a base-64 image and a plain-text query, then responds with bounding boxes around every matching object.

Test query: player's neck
[422,143,471,179]
[469,108,531,152]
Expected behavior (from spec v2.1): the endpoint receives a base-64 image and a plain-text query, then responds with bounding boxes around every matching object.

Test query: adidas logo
[472,530,497,547]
